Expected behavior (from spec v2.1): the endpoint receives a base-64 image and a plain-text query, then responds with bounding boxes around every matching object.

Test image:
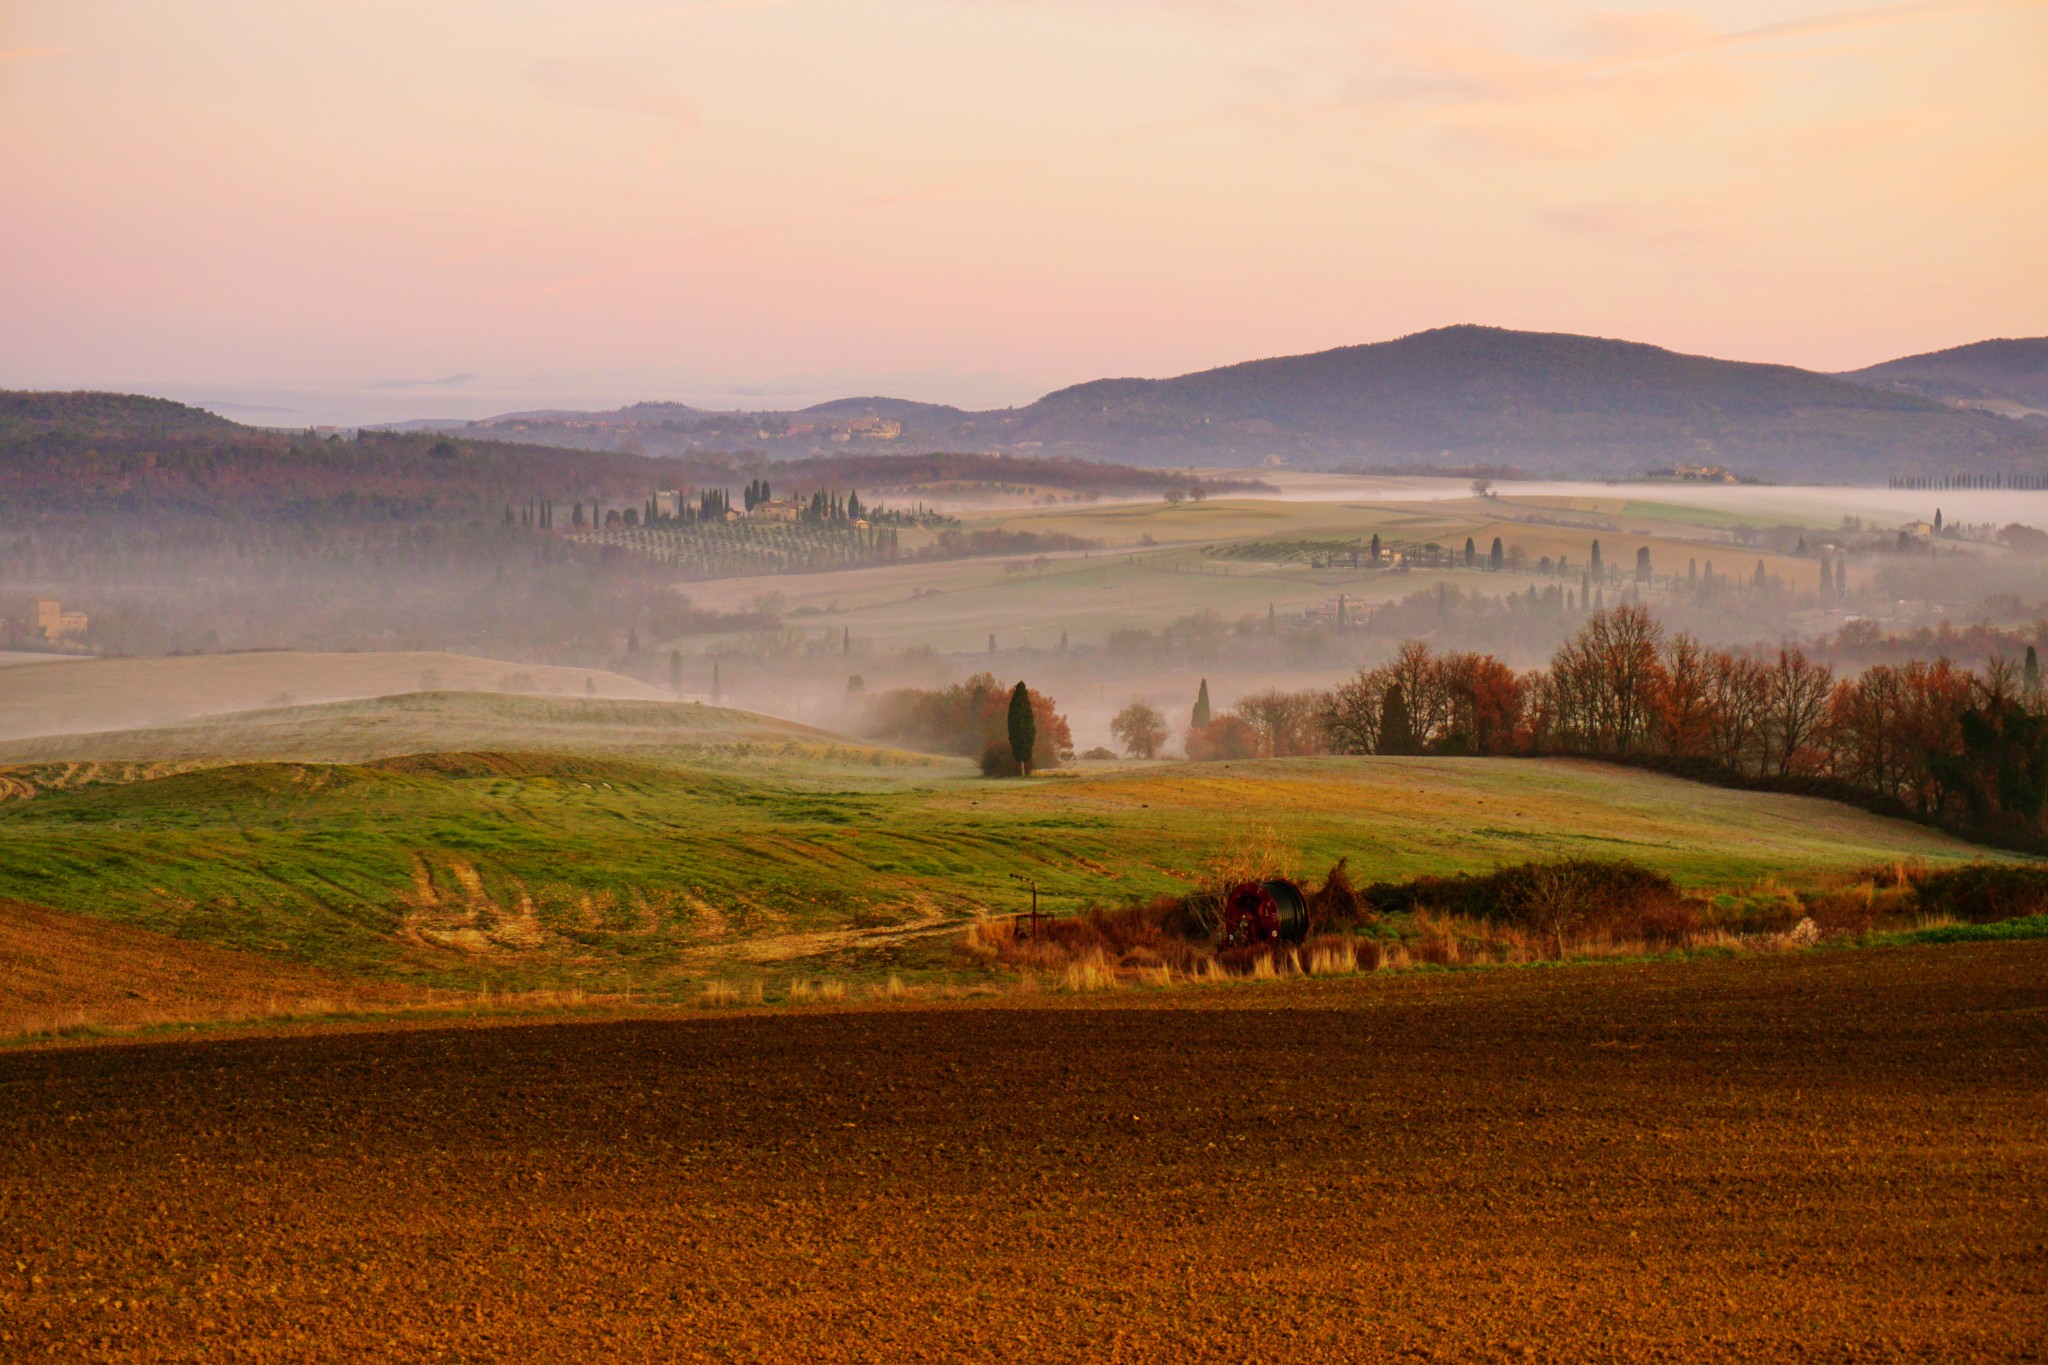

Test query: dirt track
[4,943,2046,1362]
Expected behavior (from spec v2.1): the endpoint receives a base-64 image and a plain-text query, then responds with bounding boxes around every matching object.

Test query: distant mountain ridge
[382,325,2048,482]
[1842,337,2048,417]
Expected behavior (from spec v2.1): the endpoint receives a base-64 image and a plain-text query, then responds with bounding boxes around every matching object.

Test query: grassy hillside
[0,652,670,744]
[0,692,926,770]
[0,752,2003,992]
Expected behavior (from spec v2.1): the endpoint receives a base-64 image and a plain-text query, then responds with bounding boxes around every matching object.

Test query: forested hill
[397,326,2048,482]
[985,326,2048,479]
[0,391,246,444]
[0,392,1243,518]
[1841,337,2048,415]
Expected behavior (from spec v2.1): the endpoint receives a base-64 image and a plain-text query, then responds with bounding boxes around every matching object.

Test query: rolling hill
[1842,337,2048,419]
[983,326,2047,477]
[0,749,2008,995]
[0,651,669,744]
[0,690,925,770]
[391,326,2048,482]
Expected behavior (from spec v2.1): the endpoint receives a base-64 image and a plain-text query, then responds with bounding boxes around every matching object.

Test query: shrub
[1186,713,1260,762]
[1359,858,1686,953]
[1308,857,1366,932]
[1909,864,2048,924]
[980,742,1021,778]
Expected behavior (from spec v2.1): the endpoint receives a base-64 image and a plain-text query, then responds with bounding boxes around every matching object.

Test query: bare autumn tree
[1764,647,1835,777]
[1544,606,1665,755]
[1385,639,1453,748]
[1829,662,1908,800]
[1706,651,1771,777]
[1319,670,1385,755]
[1238,688,1327,757]
[1109,699,1168,759]
[1655,632,1715,759]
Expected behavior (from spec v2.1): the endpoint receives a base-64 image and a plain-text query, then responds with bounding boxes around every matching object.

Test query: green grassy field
[0,706,2005,995]
[0,692,932,771]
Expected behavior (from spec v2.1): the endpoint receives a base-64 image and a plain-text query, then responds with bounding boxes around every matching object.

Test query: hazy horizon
[6,0,2044,424]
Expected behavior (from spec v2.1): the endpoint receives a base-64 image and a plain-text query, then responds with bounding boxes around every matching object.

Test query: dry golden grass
[0,898,435,1040]
[1061,952,1118,992]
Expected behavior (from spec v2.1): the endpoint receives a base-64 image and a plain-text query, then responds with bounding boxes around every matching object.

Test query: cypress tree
[1369,533,1381,562]
[1191,678,1212,731]
[1378,683,1414,756]
[1489,537,1504,571]
[1464,537,1476,567]
[1590,540,1603,577]
[1007,682,1037,775]
[1753,560,1768,590]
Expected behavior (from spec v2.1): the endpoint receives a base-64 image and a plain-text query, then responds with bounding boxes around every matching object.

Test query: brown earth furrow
[2,942,2045,1362]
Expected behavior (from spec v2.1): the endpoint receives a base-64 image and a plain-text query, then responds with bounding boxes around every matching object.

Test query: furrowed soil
[4,943,2045,1363]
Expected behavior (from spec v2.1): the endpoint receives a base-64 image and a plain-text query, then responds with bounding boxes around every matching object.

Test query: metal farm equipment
[1218,879,1310,950]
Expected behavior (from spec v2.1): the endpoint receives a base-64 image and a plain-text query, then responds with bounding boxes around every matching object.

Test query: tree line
[1115,605,2048,848]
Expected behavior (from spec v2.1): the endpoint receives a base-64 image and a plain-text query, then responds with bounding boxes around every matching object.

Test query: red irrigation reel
[1219,879,1310,950]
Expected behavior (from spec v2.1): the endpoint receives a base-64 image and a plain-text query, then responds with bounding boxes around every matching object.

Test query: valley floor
[4,940,2043,1362]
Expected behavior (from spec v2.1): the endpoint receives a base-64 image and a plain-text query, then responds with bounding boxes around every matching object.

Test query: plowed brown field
[4,943,2046,1362]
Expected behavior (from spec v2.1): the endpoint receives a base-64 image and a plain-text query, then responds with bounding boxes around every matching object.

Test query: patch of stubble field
[3,941,2044,1362]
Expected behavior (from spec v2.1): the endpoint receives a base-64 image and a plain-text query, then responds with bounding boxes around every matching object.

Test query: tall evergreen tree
[1191,678,1212,731]
[1489,537,1505,571]
[1589,540,1603,577]
[1464,536,1476,567]
[1007,682,1037,775]
[1378,683,1414,756]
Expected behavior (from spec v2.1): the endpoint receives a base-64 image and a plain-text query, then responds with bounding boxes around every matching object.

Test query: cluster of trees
[862,673,1075,773]
[1113,606,2048,847]
[801,489,866,523]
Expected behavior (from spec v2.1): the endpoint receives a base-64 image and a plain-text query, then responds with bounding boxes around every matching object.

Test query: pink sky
[2,0,2044,423]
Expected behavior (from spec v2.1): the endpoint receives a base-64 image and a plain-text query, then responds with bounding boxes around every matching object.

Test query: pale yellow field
[682,492,1829,656]
[0,651,667,743]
